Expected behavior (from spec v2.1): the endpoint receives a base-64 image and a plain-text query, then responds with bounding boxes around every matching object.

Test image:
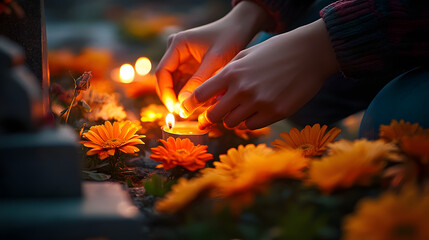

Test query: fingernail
[166,101,174,113]
[223,121,233,130]
[179,108,188,119]
[174,102,181,114]
[178,91,191,103]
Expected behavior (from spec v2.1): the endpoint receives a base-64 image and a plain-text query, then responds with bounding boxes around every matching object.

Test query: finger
[166,34,175,49]
[205,92,239,125]
[180,68,229,118]
[244,113,279,130]
[198,108,213,130]
[156,47,182,112]
[223,104,256,129]
[177,53,223,103]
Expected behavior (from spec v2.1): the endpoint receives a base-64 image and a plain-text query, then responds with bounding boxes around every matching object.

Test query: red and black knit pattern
[232,0,429,81]
[321,0,429,80]
[232,0,315,32]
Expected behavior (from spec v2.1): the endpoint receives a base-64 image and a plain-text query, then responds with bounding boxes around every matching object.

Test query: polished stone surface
[0,181,144,239]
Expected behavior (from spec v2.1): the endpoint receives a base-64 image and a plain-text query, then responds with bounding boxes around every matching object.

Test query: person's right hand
[155,1,270,113]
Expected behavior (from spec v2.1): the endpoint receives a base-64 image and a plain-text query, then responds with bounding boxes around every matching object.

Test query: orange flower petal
[98,125,110,140]
[120,145,139,153]
[105,121,113,135]
[84,131,104,145]
[87,148,101,155]
[124,138,144,146]
[107,149,115,156]
[272,124,341,157]
[112,121,120,138]
[118,121,131,139]
[99,151,109,160]
[80,121,145,160]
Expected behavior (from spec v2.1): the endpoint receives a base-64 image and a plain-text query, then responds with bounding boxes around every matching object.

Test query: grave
[0,1,144,239]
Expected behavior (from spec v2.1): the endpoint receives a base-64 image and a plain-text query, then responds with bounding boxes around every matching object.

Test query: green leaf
[81,170,111,181]
[143,174,176,197]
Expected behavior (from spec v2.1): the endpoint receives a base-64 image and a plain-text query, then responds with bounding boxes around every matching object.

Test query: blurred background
[45,0,230,65]
[44,0,363,140]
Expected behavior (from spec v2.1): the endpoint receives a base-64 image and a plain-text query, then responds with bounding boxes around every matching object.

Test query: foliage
[143,174,176,197]
[147,121,429,240]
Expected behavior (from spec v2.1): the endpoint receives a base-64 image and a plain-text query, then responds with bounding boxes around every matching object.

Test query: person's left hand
[181,19,340,129]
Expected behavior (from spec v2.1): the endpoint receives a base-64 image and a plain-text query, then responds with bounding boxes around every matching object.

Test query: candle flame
[119,64,135,83]
[166,113,175,129]
[135,57,152,76]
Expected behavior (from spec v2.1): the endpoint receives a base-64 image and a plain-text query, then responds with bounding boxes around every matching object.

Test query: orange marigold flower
[150,137,213,171]
[155,172,219,214]
[343,185,429,240]
[401,135,429,164]
[155,144,308,214]
[80,121,145,160]
[213,144,274,178]
[379,120,424,142]
[271,124,341,157]
[217,149,309,207]
[211,145,307,213]
[308,139,397,194]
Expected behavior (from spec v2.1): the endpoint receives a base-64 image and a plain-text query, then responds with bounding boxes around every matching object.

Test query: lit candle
[162,113,209,145]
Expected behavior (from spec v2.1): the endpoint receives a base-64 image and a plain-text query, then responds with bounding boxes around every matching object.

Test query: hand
[155,1,270,113]
[181,19,340,129]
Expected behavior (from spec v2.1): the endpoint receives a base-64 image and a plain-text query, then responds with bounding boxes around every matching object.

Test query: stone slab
[0,181,144,239]
[0,126,81,198]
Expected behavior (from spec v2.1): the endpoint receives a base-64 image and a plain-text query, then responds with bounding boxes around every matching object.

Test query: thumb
[177,52,223,103]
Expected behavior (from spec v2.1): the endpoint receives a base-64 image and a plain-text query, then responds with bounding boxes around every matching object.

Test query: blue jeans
[359,68,429,139]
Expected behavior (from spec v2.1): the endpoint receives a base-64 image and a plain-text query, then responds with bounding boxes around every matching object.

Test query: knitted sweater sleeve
[232,0,315,33]
[320,0,429,80]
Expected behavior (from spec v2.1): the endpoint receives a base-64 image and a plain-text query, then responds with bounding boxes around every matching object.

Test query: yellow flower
[140,104,168,124]
[217,149,309,211]
[271,124,341,157]
[379,120,423,142]
[80,121,145,160]
[155,172,219,214]
[308,139,397,194]
[209,145,306,212]
[343,185,429,240]
[213,144,274,177]
[150,137,213,171]
[155,144,308,214]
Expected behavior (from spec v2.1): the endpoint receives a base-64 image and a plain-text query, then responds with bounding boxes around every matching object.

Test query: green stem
[110,149,122,179]
[64,90,77,124]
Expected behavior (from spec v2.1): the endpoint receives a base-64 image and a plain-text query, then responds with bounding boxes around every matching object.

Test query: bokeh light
[119,64,135,83]
[135,57,152,76]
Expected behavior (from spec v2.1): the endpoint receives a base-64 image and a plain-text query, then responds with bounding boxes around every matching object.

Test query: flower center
[177,149,190,155]
[103,138,125,148]
[299,144,315,151]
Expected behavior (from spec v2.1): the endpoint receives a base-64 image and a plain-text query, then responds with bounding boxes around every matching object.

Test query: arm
[320,0,429,80]
[233,0,316,32]
[181,19,339,129]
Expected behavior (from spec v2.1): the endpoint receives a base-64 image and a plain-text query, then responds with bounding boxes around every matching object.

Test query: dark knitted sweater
[232,0,429,81]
